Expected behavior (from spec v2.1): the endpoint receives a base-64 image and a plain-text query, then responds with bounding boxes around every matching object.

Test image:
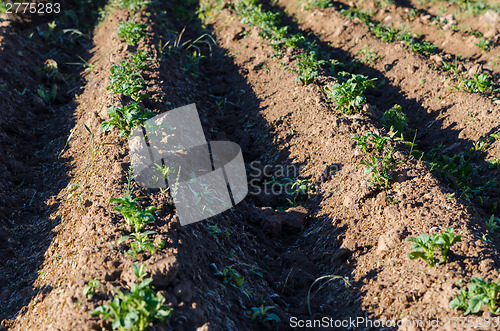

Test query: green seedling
[358,149,400,190]
[489,158,500,169]
[83,279,102,299]
[118,230,157,258]
[356,46,380,65]
[487,215,500,233]
[450,277,500,316]
[107,59,146,100]
[101,102,153,138]
[250,305,281,323]
[214,264,244,288]
[289,51,325,85]
[476,38,493,52]
[379,104,408,136]
[117,0,150,13]
[351,133,371,153]
[109,195,156,233]
[407,227,461,267]
[117,20,147,46]
[328,72,376,115]
[91,263,172,331]
[370,134,391,152]
[282,178,316,201]
[37,85,58,105]
[371,24,399,43]
[454,73,493,93]
[128,50,151,70]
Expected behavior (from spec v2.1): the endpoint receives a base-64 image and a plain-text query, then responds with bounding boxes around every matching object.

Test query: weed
[250,305,281,323]
[91,263,172,331]
[83,279,102,299]
[117,20,147,46]
[407,227,461,267]
[109,195,156,233]
[118,230,157,258]
[101,102,154,138]
[476,38,493,52]
[328,72,376,115]
[37,85,58,105]
[450,277,500,315]
[386,195,400,205]
[379,104,408,137]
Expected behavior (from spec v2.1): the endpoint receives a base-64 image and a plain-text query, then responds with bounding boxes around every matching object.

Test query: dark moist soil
[0,0,500,330]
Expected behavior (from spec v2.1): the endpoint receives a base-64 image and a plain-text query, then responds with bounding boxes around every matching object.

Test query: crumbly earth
[0,0,499,330]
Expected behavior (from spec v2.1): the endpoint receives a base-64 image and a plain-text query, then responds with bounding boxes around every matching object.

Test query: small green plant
[328,72,376,115]
[117,20,147,46]
[407,227,461,267]
[289,51,325,85]
[208,225,230,238]
[214,264,244,288]
[370,134,391,152]
[107,59,146,100]
[91,263,172,331]
[476,38,493,52]
[117,0,150,13]
[358,149,400,190]
[118,231,157,258]
[282,178,316,202]
[356,46,380,65]
[379,104,408,136]
[397,31,437,56]
[128,50,151,70]
[250,305,281,323]
[351,133,371,153]
[109,195,156,233]
[450,278,500,316]
[455,73,493,93]
[487,214,500,233]
[37,85,58,105]
[101,102,154,138]
[489,158,500,169]
[83,279,102,299]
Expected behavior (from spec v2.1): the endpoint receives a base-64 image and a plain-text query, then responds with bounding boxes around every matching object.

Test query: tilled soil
[1,0,500,330]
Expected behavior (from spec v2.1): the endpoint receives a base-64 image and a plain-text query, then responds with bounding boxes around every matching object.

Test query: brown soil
[0,0,499,330]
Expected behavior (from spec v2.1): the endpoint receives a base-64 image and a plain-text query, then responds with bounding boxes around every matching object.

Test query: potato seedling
[358,148,400,190]
[107,59,146,100]
[117,20,147,46]
[250,305,281,323]
[213,264,244,288]
[351,133,371,153]
[450,277,500,316]
[407,227,461,267]
[289,51,325,85]
[91,263,172,331]
[475,38,493,52]
[109,195,156,233]
[356,46,380,65]
[83,279,102,299]
[328,72,376,115]
[101,102,154,138]
[118,230,157,258]
[379,104,408,137]
[454,73,493,93]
